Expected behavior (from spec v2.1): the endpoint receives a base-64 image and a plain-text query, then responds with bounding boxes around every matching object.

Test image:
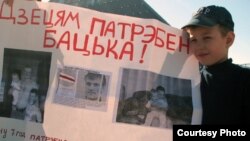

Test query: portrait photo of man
[54,66,110,111]
[83,71,106,101]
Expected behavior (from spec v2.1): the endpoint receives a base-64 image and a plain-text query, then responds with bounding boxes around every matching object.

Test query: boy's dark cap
[182,5,234,31]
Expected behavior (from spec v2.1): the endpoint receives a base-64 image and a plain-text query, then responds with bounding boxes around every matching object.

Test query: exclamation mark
[139,44,147,64]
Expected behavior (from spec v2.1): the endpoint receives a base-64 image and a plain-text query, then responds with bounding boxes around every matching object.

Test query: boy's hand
[4,0,14,7]
[145,101,151,108]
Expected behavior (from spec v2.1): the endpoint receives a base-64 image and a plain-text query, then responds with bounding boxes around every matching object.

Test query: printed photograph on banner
[0,48,51,123]
[115,68,192,129]
[54,66,110,111]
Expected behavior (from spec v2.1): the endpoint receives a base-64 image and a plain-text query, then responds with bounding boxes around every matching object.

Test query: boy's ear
[226,31,235,48]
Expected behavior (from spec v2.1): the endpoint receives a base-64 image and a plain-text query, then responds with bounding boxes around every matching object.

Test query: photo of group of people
[54,66,110,111]
[0,48,51,123]
[116,68,193,129]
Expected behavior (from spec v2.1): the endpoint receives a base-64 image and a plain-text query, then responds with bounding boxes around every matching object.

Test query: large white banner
[0,1,201,141]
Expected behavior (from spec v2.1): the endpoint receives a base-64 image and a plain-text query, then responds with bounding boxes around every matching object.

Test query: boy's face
[12,74,19,81]
[186,25,232,66]
[29,92,37,105]
[157,90,165,95]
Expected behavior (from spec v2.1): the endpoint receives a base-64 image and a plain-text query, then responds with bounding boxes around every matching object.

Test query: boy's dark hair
[156,85,165,93]
[218,25,232,37]
[182,5,234,32]
[30,89,38,95]
[12,69,21,79]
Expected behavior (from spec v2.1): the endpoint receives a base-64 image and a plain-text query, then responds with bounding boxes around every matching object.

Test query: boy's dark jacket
[200,59,250,124]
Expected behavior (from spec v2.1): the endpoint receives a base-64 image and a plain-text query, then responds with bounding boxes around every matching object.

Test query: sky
[145,0,250,65]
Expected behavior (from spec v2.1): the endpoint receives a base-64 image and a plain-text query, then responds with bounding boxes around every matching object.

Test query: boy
[182,5,250,124]
[9,70,21,111]
[144,86,169,128]
[24,89,42,123]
